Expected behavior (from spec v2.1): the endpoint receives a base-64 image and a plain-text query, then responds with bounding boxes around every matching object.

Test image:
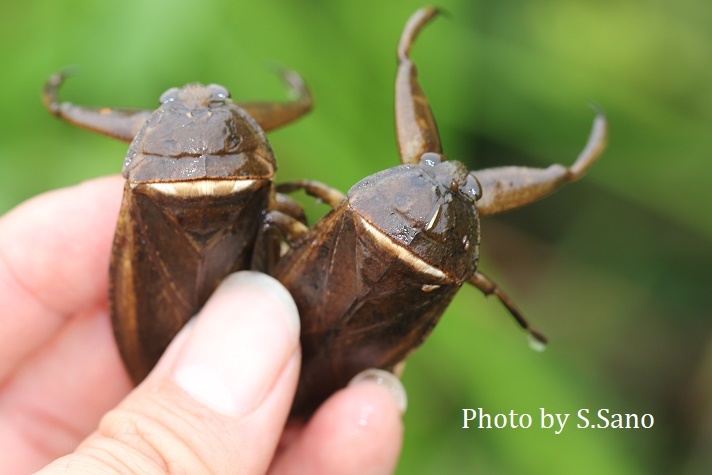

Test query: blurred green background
[2,0,711,473]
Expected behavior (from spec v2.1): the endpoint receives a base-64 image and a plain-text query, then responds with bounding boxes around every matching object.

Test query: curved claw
[397,6,440,61]
[236,67,313,132]
[41,68,151,142]
[473,110,608,216]
[42,67,78,116]
[395,7,443,164]
[569,109,608,179]
[269,65,312,103]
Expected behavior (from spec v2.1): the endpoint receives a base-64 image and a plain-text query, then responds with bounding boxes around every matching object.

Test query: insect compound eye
[419,152,444,167]
[159,87,180,104]
[461,173,483,202]
[206,84,231,103]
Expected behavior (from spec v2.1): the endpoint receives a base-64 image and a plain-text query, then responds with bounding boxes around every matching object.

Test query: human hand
[0,176,405,474]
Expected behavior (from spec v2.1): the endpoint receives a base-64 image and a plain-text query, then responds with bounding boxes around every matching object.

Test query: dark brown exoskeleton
[269,8,608,417]
[43,70,312,383]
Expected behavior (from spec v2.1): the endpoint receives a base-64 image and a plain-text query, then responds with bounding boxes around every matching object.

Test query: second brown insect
[269,7,608,417]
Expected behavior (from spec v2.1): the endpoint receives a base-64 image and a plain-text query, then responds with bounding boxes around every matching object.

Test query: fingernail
[349,368,408,414]
[172,271,300,417]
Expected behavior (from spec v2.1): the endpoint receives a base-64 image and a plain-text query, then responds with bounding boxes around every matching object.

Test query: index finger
[0,175,124,382]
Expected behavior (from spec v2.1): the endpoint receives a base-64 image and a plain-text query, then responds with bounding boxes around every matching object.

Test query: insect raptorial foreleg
[394,6,442,165]
[468,271,547,350]
[43,71,152,142]
[473,112,608,216]
[237,69,312,132]
[276,180,346,208]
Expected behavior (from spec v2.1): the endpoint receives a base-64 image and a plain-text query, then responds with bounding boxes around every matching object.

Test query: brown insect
[43,70,312,383]
[269,7,608,417]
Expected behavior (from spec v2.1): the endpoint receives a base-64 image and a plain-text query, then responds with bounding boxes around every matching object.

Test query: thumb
[38,271,301,474]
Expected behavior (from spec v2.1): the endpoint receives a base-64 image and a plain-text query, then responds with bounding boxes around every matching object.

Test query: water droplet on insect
[420,152,442,167]
[159,87,179,104]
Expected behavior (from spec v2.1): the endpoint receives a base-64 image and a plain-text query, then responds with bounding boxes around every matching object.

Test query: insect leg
[473,112,608,216]
[276,180,346,208]
[237,69,312,132]
[395,7,442,165]
[263,210,309,243]
[256,181,343,271]
[43,71,151,142]
[468,271,547,350]
[251,209,310,272]
[271,192,307,224]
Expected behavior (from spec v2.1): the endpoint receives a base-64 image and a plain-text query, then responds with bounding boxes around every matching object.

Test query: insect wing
[274,204,458,416]
[110,179,271,382]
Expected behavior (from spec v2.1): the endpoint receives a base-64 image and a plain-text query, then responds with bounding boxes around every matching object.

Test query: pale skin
[0,176,404,474]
